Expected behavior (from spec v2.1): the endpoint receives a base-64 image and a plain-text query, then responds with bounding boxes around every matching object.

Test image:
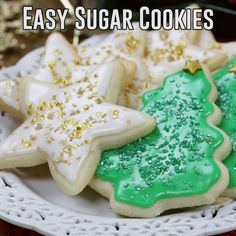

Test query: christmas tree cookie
[214,58,236,197]
[90,60,231,217]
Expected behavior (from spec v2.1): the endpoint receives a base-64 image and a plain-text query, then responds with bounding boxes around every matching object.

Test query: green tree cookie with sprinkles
[214,58,236,197]
[90,60,231,218]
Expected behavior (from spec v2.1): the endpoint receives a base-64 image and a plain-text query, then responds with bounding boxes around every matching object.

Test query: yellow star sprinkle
[184,59,202,74]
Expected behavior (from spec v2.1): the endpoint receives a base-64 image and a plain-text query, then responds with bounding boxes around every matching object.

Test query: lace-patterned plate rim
[0,37,236,236]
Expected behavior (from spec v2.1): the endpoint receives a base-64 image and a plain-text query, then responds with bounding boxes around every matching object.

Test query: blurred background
[0,0,236,68]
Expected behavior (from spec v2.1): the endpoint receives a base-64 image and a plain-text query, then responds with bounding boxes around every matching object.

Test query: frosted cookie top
[0,60,154,185]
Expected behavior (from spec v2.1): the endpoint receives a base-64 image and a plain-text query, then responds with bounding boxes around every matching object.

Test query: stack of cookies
[0,10,236,218]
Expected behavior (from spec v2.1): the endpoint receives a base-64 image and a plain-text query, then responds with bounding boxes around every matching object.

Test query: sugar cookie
[144,29,228,89]
[0,59,155,195]
[0,32,135,118]
[213,58,236,197]
[197,29,236,60]
[78,24,148,109]
[0,32,80,117]
[90,60,231,217]
[78,26,227,109]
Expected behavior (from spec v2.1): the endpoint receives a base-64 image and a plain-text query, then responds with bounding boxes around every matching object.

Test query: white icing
[0,78,20,110]
[0,28,230,113]
[77,24,148,109]
[142,30,227,106]
[195,29,236,60]
[0,60,152,182]
[0,32,81,113]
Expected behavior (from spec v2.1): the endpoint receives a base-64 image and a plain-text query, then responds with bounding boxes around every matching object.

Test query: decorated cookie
[197,29,236,60]
[0,32,80,117]
[0,59,155,195]
[78,24,227,109]
[90,60,231,217]
[77,24,148,109]
[144,29,228,95]
[0,32,135,117]
[0,33,134,117]
[213,58,236,197]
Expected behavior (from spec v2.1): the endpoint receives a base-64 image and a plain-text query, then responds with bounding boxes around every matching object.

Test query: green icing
[96,69,224,208]
[214,58,236,188]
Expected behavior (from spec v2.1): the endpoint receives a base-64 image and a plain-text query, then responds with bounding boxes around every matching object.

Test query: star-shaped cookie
[77,23,148,109]
[0,60,155,195]
[197,29,236,60]
[0,32,81,117]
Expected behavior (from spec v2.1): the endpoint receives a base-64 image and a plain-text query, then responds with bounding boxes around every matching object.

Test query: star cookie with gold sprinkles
[0,32,81,117]
[78,26,227,109]
[0,60,155,195]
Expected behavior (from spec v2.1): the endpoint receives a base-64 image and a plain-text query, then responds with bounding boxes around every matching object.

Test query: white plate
[1,42,236,236]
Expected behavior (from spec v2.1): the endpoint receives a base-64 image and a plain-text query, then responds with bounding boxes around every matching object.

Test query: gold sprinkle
[84,105,89,111]
[35,123,43,130]
[209,42,222,50]
[39,114,45,120]
[21,138,32,148]
[70,126,82,139]
[77,88,85,96]
[27,103,35,115]
[47,103,54,109]
[230,64,236,73]
[47,112,55,120]
[30,135,37,141]
[112,109,120,118]
[126,32,139,52]
[144,47,150,57]
[160,30,168,40]
[88,94,94,99]
[96,98,102,104]
[143,81,149,89]
[175,43,185,58]
[148,72,154,81]
[184,59,202,74]
[151,53,163,63]
[150,49,166,63]
[31,118,37,124]
[84,139,90,144]
[70,110,79,116]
